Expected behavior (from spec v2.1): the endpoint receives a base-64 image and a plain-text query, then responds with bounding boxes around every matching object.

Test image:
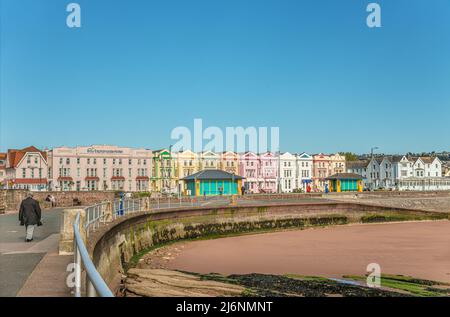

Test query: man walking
[19,193,42,242]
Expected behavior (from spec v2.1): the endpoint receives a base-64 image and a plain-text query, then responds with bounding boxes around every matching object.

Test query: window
[103,158,107,165]
[87,158,90,165]
[31,169,35,178]
[93,158,97,164]
[59,158,63,164]
[129,159,132,165]
[66,158,70,165]
[119,159,122,165]
[77,158,80,164]
[112,159,116,165]
[22,168,26,178]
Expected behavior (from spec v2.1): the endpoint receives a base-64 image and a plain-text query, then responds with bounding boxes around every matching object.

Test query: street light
[371,147,379,158]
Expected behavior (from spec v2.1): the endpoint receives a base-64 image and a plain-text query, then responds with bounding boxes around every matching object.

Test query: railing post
[86,278,97,297]
[74,243,81,297]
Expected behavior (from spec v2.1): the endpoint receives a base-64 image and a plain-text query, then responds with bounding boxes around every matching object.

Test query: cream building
[220,151,240,175]
[199,151,221,170]
[48,145,152,192]
[176,150,200,178]
[330,153,346,175]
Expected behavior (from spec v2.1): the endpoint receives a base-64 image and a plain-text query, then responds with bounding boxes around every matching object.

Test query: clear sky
[1,0,449,154]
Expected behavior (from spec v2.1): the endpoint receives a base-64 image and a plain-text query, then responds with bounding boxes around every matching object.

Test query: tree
[339,152,359,161]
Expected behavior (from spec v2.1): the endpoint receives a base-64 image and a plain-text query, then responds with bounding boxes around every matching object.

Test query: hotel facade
[48,145,152,192]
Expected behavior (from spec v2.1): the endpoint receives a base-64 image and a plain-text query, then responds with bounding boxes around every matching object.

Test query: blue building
[181,170,244,196]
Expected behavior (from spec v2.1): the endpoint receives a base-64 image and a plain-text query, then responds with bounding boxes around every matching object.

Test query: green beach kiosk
[326,173,364,193]
[181,169,244,196]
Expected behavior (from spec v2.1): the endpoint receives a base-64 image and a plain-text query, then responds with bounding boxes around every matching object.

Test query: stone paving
[0,208,71,297]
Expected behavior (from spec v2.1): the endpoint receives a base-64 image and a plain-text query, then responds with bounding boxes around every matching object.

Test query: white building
[4,146,49,191]
[395,156,448,190]
[366,157,381,190]
[48,145,152,192]
[280,152,296,192]
[296,152,313,192]
[361,155,447,191]
[346,160,368,179]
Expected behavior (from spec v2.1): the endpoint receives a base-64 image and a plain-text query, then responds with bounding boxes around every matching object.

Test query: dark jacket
[19,197,42,226]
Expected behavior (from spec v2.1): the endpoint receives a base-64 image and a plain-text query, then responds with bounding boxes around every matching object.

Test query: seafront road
[0,208,72,297]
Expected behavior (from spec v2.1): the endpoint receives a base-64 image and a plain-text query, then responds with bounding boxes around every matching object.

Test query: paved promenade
[0,208,72,297]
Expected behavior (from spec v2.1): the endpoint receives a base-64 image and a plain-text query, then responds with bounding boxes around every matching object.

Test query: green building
[181,169,244,196]
[151,149,177,193]
[325,173,364,192]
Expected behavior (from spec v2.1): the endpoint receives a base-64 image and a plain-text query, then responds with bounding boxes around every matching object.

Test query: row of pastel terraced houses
[152,150,347,193]
[4,145,448,194]
[0,145,346,193]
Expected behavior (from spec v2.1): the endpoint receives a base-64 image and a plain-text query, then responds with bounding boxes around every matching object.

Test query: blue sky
[1,0,449,154]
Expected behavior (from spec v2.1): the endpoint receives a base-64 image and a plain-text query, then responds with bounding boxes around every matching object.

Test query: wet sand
[164,221,450,283]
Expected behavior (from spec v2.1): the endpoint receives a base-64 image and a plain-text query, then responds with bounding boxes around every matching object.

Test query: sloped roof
[7,146,47,168]
[419,157,437,164]
[326,173,363,180]
[389,155,405,163]
[347,160,369,169]
[181,169,244,181]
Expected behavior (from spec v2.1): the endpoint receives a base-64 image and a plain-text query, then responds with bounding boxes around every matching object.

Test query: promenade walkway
[0,208,72,297]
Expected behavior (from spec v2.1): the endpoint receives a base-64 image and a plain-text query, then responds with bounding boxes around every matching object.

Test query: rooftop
[326,173,364,180]
[181,169,244,181]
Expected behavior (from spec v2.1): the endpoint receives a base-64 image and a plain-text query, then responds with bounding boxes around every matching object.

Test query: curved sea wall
[86,202,448,294]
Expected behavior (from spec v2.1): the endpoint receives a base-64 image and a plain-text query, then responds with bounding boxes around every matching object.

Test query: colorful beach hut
[181,170,244,196]
[325,173,364,193]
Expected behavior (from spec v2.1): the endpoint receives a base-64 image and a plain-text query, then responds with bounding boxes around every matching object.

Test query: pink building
[259,152,278,193]
[239,152,279,194]
[239,152,260,193]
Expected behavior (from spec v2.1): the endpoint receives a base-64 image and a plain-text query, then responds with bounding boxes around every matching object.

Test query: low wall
[85,201,448,295]
[0,189,116,211]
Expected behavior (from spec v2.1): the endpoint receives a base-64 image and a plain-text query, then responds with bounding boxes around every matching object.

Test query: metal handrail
[71,196,236,297]
[73,212,114,297]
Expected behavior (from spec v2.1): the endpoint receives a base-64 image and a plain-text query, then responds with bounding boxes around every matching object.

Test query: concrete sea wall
[86,202,448,294]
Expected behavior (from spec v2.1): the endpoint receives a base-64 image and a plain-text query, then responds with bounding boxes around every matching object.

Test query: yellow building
[220,151,240,175]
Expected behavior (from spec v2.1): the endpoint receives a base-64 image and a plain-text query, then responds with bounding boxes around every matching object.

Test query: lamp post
[370,147,379,158]
[370,147,379,191]
[277,150,282,194]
